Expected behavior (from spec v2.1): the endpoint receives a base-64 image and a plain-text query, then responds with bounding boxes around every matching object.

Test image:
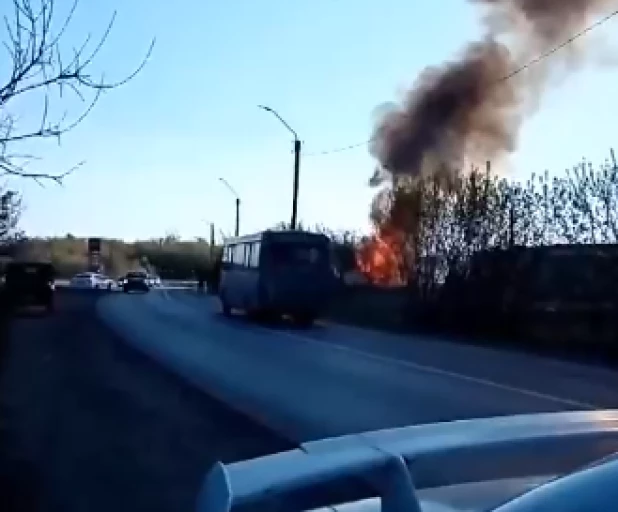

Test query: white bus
[218,229,335,326]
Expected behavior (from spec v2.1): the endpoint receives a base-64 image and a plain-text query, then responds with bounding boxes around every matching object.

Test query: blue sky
[3,0,618,241]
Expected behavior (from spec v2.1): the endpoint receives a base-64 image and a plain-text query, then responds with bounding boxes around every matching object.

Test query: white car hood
[199,411,618,512]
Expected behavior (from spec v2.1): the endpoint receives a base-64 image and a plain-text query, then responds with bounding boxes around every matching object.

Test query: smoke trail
[370,0,615,184]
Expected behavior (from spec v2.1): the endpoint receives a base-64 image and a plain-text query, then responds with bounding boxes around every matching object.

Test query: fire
[356,227,407,285]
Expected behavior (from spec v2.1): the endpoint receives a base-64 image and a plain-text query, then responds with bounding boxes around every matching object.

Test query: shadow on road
[0,289,294,512]
[210,308,332,334]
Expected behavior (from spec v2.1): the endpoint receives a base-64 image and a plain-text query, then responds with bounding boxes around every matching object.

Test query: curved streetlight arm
[218,177,239,199]
[257,104,301,230]
[258,105,298,141]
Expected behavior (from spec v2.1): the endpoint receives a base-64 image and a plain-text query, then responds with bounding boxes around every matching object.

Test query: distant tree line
[0,220,364,282]
[7,234,217,279]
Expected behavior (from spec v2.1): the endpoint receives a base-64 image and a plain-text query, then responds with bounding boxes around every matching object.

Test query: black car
[2,261,55,313]
[122,271,150,293]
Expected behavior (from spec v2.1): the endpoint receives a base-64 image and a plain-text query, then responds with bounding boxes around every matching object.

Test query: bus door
[223,242,260,309]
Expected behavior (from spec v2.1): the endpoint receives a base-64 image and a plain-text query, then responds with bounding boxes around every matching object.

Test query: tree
[0,189,23,252]
[0,0,154,183]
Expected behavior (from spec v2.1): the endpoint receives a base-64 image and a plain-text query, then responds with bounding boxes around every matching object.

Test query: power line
[304,8,618,158]
[304,139,370,157]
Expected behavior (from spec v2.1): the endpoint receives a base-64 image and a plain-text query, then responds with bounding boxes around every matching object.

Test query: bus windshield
[269,242,327,266]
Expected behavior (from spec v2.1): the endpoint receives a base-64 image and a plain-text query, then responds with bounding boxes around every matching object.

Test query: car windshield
[127,272,146,278]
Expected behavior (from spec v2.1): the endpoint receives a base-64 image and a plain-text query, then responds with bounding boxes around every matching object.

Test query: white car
[70,272,114,290]
[147,275,162,287]
[95,274,115,290]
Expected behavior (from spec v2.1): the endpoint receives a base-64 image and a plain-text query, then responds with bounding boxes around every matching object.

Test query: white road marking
[262,328,599,411]
[159,291,600,410]
[316,319,618,383]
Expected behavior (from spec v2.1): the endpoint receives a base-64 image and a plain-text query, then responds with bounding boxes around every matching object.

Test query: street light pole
[234,197,240,237]
[218,178,240,237]
[291,139,301,231]
[201,219,216,259]
[258,105,300,230]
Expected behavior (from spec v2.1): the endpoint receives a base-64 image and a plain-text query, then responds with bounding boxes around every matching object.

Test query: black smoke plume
[370,0,615,183]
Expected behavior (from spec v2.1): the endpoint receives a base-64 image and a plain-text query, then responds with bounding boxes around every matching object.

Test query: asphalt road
[99,289,618,443]
[0,290,293,512]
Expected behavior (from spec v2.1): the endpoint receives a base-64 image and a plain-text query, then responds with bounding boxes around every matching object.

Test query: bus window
[269,243,327,266]
[222,245,232,263]
[232,244,245,266]
[243,244,251,268]
[250,242,260,267]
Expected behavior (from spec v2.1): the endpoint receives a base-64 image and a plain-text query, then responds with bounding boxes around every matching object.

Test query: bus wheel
[294,314,316,328]
[247,309,261,322]
[264,310,282,324]
[250,309,274,323]
[221,299,231,316]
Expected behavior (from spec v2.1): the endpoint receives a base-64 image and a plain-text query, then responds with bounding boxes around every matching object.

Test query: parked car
[70,272,114,290]
[2,261,55,313]
[70,272,99,289]
[122,271,150,293]
[147,274,162,287]
[96,274,115,290]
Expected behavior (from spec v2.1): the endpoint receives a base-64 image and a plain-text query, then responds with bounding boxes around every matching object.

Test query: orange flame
[356,227,407,285]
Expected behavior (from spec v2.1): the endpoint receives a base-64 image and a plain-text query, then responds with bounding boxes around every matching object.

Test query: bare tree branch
[0,0,155,182]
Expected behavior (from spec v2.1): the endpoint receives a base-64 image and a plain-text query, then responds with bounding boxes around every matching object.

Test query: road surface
[0,290,292,512]
[99,289,618,443]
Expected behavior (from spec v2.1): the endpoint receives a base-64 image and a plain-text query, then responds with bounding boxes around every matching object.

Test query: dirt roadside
[0,290,294,512]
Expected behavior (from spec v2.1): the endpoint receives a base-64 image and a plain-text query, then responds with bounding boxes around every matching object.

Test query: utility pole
[205,221,215,261]
[291,139,301,230]
[202,219,217,259]
[258,105,300,230]
[235,198,240,237]
[218,178,241,237]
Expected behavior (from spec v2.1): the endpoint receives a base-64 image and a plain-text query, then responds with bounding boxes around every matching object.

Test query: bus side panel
[244,240,263,313]
[224,267,244,310]
[255,239,275,313]
[244,269,261,312]
[219,245,242,309]
[220,241,262,314]
[218,267,234,307]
